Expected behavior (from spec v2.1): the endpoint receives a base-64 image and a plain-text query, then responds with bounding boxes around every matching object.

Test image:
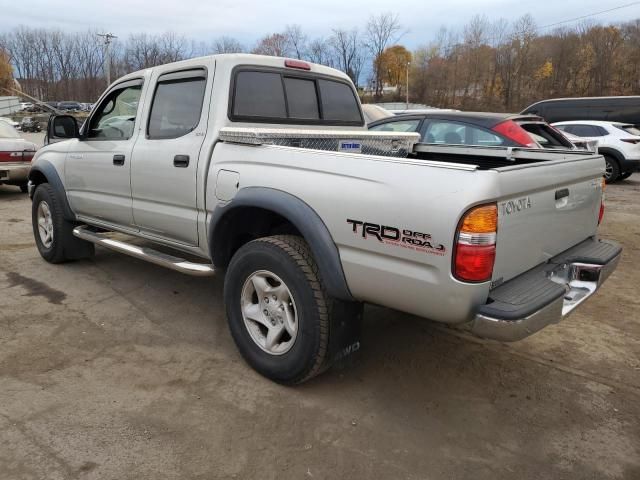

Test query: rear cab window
[230,67,363,126]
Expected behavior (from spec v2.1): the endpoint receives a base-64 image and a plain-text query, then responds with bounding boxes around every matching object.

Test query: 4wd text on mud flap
[346,219,446,255]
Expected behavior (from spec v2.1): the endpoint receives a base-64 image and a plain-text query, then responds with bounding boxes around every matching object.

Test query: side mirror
[45,115,79,145]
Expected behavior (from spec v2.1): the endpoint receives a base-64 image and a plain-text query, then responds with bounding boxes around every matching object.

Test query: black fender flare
[598,147,624,166]
[28,160,75,221]
[209,187,354,301]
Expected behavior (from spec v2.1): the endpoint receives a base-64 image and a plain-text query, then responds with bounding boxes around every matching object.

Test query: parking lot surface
[1,173,639,479]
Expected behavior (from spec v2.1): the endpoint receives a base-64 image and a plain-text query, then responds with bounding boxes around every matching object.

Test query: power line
[97,33,117,85]
[435,1,639,55]
[539,1,640,30]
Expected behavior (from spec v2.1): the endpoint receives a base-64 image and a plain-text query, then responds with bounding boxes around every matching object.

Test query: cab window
[369,119,420,133]
[422,120,504,146]
[148,71,207,139]
[88,84,141,140]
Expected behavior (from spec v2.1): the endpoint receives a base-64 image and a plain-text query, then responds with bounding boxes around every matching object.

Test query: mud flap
[326,300,363,370]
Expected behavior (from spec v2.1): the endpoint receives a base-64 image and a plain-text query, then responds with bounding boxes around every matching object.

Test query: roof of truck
[114,53,352,86]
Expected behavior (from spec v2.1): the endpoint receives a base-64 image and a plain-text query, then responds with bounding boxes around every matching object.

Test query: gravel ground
[0,162,639,479]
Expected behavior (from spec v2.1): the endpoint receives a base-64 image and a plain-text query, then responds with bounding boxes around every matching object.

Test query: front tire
[31,183,94,263]
[224,235,332,384]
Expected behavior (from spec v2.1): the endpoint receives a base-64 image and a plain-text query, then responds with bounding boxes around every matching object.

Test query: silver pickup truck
[28,54,621,384]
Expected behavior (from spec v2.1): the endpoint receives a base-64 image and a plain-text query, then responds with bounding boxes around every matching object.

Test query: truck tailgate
[491,155,604,283]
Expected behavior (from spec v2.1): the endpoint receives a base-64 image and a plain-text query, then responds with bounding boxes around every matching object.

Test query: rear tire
[603,155,620,183]
[224,235,333,384]
[32,183,94,263]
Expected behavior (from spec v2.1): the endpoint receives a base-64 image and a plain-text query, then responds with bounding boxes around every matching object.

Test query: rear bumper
[467,237,621,342]
[0,163,30,184]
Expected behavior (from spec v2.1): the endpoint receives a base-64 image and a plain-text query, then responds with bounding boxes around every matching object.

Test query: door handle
[113,154,125,166]
[173,155,190,168]
[555,188,569,200]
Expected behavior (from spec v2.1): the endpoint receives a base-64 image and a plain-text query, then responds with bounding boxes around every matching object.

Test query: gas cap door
[215,169,240,201]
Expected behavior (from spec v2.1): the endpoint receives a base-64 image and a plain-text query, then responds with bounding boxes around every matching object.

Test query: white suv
[552,121,640,182]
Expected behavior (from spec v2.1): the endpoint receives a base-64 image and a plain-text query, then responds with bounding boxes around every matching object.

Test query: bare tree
[365,12,402,97]
[212,36,245,54]
[252,33,290,57]
[284,25,307,59]
[329,29,365,87]
[307,37,334,67]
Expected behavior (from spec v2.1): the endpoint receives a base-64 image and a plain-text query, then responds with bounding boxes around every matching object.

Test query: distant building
[0,96,20,115]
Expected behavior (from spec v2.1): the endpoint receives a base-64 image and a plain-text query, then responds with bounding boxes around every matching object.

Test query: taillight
[0,151,34,162]
[620,138,640,144]
[492,120,536,148]
[284,59,311,70]
[598,178,605,225]
[454,204,497,282]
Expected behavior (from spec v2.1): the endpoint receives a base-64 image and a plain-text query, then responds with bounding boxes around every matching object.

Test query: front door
[131,68,210,245]
[65,79,144,228]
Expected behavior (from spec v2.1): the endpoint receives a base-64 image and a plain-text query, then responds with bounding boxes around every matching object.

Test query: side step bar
[72,226,215,277]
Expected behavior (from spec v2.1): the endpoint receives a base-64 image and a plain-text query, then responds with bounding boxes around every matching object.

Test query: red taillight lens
[284,59,311,70]
[492,120,536,148]
[598,178,605,225]
[455,244,496,282]
[0,151,32,162]
[454,204,498,283]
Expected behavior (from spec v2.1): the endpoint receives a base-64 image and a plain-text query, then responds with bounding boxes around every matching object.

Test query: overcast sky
[2,0,639,48]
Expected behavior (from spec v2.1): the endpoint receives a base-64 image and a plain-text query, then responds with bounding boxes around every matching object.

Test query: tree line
[1,13,638,112]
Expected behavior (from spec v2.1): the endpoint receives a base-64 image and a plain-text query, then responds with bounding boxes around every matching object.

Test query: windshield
[0,120,20,138]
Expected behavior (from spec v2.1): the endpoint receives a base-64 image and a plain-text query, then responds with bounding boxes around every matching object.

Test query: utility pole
[406,61,410,110]
[97,33,117,86]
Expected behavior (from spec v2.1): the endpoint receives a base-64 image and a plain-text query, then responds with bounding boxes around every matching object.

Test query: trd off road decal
[346,219,446,255]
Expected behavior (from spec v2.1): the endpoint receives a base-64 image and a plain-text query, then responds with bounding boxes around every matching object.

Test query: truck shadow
[0,185,28,199]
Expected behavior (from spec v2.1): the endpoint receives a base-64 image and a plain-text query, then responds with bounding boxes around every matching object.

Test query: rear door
[490,155,604,283]
[130,66,211,246]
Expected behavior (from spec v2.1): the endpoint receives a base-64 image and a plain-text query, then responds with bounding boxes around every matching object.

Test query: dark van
[521,96,640,125]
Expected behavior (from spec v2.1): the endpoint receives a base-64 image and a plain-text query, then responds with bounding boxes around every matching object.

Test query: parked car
[368,112,575,150]
[522,96,640,125]
[29,54,620,384]
[0,119,36,192]
[57,101,83,111]
[20,117,42,133]
[561,131,598,152]
[0,117,20,130]
[361,104,393,124]
[552,121,640,182]
[43,101,61,113]
[19,102,33,111]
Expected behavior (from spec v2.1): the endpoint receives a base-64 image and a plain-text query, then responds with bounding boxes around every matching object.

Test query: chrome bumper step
[467,237,621,342]
[72,226,215,277]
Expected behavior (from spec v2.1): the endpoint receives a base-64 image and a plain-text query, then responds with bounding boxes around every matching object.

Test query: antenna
[97,33,118,86]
